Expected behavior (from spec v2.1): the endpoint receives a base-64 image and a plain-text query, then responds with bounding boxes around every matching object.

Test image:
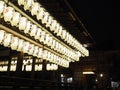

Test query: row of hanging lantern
[46,64,58,71]
[0,0,81,61]
[16,0,89,57]
[0,29,69,67]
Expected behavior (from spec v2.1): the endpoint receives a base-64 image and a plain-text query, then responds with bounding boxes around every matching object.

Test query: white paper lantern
[23,41,30,53]
[24,0,34,11]
[26,65,32,71]
[42,12,49,24]
[45,34,49,45]
[4,6,14,22]
[19,17,27,31]
[48,36,52,47]
[36,7,44,20]
[46,16,52,28]
[33,46,39,56]
[62,30,66,40]
[0,1,6,18]
[11,12,21,27]
[3,33,12,47]
[46,64,50,71]
[0,30,5,44]
[57,26,62,36]
[50,20,57,31]
[24,21,31,34]
[30,24,37,37]
[28,44,34,55]
[31,2,39,16]
[51,39,55,49]
[18,0,25,6]
[35,28,42,40]
[11,36,19,50]
[40,31,45,43]
[43,50,48,60]
[37,48,43,58]
[54,23,59,34]
[17,39,24,51]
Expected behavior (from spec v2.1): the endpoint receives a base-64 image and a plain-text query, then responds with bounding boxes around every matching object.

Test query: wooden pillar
[31,57,36,79]
[15,52,24,77]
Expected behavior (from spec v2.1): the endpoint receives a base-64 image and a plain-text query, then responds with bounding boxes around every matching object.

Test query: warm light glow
[100,73,103,77]
[82,71,95,74]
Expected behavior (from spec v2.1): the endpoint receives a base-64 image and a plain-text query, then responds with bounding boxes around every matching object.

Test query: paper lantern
[0,30,5,44]
[54,23,59,34]
[31,2,39,16]
[24,0,34,11]
[51,39,55,49]
[35,28,42,40]
[36,7,44,20]
[28,44,34,55]
[61,30,66,40]
[48,36,52,47]
[11,12,21,27]
[43,50,48,60]
[0,1,6,18]
[11,36,19,50]
[30,24,37,37]
[3,33,12,47]
[45,34,49,45]
[46,64,50,71]
[40,31,45,43]
[24,21,31,34]
[57,26,62,36]
[19,17,27,31]
[26,65,32,71]
[23,41,30,53]
[18,0,25,6]
[33,46,39,56]
[50,20,57,31]
[37,48,43,58]
[46,16,52,28]
[42,12,49,24]
[17,39,24,51]
[4,6,14,22]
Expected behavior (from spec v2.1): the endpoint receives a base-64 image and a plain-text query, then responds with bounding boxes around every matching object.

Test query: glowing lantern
[35,28,42,40]
[0,1,6,18]
[11,36,19,50]
[19,17,27,31]
[0,30,5,44]
[18,0,25,6]
[3,33,12,47]
[4,6,14,22]
[40,31,45,43]
[24,0,34,11]
[33,46,39,57]
[42,12,49,24]
[28,44,34,55]
[30,24,37,37]
[17,39,24,51]
[36,7,44,20]
[11,12,21,27]
[24,21,31,34]
[37,48,43,58]
[31,2,39,16]
[23,41,30,53]
[46,16,52,28]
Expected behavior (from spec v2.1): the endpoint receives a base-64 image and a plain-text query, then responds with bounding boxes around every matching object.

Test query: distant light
[82,71,95,74]
[61,74,64,77]
[95,79,98,82]
[100,74,103,77]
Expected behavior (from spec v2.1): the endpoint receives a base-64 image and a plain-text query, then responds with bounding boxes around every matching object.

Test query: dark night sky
[68,0,120,51]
